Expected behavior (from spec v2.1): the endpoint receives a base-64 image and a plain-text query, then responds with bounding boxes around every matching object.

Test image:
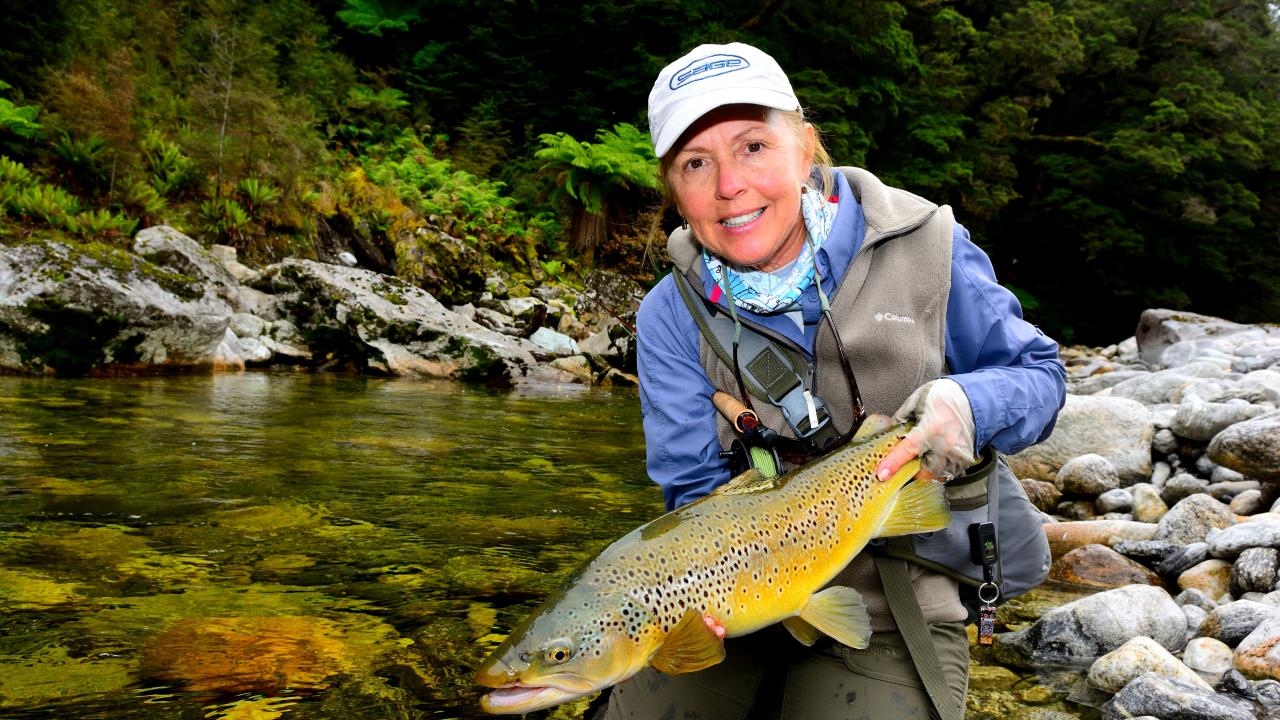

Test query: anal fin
[798,586,871,650]
[651,608,726,675]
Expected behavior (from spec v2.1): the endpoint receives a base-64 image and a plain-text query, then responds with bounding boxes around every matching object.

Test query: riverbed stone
[1056,453,1121,496]
[1178,559,1235,599]
[1161,474,1211,506]
[1096,488,1133,514]
[995,585,1185,669]
[1235,616,1280,680]
[1172,400,1267,442]
[1152,428,1179,455]
[528,327,579,356]
[1007,395,1152,484]
[1232,547,1280,595]
[1111,540,1180,564]
[1048,544,1162,589]
[1100,671,1254,720]
[1183,637,1235,683]
[1197,600,1280,646]
[1155,494,1236,544]
[1109,370,1197,405]
[1087,636,1212,693]
[1021,478,1061,512]
[1183,604,1208,639]
[142,616,359,693]
[1044,520,1158,557]
[1056,499,1096,520]
[1176,587,1219,611]
[1207,517,1280,558]
[1131,484,1169,524]
[1151,461,1172,488]
[1209,479,1263,502]
[1208,412,1280,481]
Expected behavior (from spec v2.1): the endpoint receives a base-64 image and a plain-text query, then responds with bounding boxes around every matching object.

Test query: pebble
[1161,474,1211,506]
[1208,479,1263,502]
[1176,588,1219,611]
[1057,453,1122,496]
[1183,604,1208,640]
[1228,489,1266,516]
[1231,547,1279,595]
[1210,466,1248,485]
[1234,616,1280,681]
[1208,413,1280,481]
[1159,543,1211,579]
[1086,636,1211,693]
[1048,544,1162,590]
[1151,461,1172,488]
[1096,488,1134,514]
[1111,540,1180,564]
[1155,494,1236,544]
[1207,517,1280,558]
[1020,478,1061,512]
[1177,559,1234,599]
[1196,600,1280,646]
[1131,484,1169,523]
[1152,427,1179,455]
[1044,520,1158,557]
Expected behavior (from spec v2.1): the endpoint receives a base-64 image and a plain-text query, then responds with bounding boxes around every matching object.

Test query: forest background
[1,0,1277,345]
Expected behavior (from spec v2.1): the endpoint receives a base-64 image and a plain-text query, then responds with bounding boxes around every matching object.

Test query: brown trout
[474,420,950,714]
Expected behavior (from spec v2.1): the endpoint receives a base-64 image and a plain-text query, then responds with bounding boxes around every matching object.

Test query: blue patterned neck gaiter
[703,186,838,314]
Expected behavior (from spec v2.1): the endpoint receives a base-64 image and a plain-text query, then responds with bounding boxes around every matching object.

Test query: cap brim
[652,86,800,158]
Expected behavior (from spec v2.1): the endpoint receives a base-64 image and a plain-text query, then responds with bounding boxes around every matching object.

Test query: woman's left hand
[875,378,977,482]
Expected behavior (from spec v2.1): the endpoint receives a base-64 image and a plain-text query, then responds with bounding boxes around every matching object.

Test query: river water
[0,373,1078,719]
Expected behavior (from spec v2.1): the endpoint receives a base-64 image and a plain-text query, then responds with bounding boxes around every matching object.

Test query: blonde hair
[646,106,835,265]
[655,106,835,213]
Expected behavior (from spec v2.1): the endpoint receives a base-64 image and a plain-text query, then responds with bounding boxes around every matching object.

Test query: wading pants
[596,621,969,720]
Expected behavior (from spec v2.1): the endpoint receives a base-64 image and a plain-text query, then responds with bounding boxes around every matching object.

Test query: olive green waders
[594,619,968,720]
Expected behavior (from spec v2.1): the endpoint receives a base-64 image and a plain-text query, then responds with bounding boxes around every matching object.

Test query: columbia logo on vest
[874,312,915,324]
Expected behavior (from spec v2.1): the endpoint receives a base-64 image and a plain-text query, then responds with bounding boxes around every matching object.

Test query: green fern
[335,0,421,36]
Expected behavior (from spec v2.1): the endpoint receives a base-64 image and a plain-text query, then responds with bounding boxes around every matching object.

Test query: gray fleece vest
[667,166,967,630]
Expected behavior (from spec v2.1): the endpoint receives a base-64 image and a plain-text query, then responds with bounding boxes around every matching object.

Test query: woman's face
[667,105,815,272]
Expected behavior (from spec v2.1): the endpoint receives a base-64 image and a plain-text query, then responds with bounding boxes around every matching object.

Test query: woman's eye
[683,157,705,172]
[745,141,764,154]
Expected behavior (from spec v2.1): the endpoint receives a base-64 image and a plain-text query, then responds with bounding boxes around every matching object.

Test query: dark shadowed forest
[2,0,1277,343]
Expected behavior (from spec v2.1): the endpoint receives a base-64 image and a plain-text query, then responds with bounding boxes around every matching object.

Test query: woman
[600,42,1066,719]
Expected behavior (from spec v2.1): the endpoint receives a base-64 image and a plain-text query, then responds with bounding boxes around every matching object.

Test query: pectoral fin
[852,413,895,440]
[651,608,726,675]
[782,616,822,646]
[798,586,871,649]
[711,468,779,497]
[876,469,952,538]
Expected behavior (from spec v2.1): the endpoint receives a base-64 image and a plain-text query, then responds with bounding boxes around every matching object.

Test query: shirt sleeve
[637,275,733,510]
[944,224,1067,454]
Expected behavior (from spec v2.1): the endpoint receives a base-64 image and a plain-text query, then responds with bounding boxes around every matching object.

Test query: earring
[680,217,689,230]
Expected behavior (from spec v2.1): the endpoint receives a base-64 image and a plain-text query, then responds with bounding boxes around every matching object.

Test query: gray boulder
[260,258,537,384]
[1208,412,1280,480]
[1171,400,1267,442]
[1101,672,1254,720]
[994,585,1185,669]
[0,236,233,374]
[1008,395,1152,484]
[1057,453,1121,496]
[1136,308,1280,370]
[1154,494,1236,545]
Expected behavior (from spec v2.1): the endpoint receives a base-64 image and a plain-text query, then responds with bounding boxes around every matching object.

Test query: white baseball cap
[648,42,801,159]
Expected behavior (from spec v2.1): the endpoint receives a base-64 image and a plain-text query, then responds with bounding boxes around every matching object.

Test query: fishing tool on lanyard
[713,239,868,471]
[969,521,1000,645]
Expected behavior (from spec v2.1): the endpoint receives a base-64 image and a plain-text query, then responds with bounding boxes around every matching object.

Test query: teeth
[721,209,764,228]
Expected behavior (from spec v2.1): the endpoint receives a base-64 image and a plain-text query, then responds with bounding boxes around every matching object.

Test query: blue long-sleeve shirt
[638,171,1066,511]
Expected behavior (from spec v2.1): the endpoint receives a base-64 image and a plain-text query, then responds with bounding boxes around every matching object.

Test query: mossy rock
[439,553,552,598]
[210,503,327,534]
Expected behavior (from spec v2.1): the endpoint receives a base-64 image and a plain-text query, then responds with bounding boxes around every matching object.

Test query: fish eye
[544,641,573,665]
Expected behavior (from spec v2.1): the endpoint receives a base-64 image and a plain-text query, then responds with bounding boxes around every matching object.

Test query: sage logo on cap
[669,53,749,91]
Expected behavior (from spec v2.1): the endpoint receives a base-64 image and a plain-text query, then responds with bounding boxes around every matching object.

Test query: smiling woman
[586,40,1067,720]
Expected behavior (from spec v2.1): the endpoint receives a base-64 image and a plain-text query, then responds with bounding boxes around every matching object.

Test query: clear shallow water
[0,373,1079,720]
[0,373,656,719]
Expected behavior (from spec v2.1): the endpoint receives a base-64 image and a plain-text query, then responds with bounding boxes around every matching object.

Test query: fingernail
[876,467,890,481]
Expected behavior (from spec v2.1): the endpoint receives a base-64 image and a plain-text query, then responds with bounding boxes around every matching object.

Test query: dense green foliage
[0,0,1276,342]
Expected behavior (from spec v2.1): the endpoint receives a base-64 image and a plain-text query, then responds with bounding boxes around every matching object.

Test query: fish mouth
[479,683,581,714]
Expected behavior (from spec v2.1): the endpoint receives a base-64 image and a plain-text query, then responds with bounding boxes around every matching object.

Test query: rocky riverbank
[0,227,639,385]
[997,309,1280,719]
